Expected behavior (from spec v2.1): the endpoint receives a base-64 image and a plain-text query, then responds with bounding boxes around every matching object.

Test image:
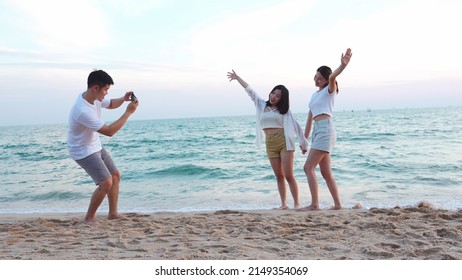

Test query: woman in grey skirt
[300,48,353,211]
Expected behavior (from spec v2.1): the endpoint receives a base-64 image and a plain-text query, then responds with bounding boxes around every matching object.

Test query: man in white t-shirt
[67,69,139,225]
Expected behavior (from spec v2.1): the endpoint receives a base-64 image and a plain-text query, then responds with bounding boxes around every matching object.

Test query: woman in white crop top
[227,69,308,210]
[299,48,352,211]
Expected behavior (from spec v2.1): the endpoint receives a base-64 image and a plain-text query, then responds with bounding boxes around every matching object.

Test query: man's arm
[107,92,133,109]
[98,100,138,137]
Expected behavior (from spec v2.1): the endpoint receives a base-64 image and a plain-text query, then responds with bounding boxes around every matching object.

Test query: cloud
[186,0,315,66]
[5,0,110,50]
[99,0,167,17]
[1,0,461,126]
[327,0,462,84]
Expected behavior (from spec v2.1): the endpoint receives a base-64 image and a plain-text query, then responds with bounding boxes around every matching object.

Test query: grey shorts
[311,118,336,153]
[75,148,118,185]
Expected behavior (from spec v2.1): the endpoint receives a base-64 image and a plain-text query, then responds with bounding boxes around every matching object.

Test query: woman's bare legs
[269,157,289,209]
[301,149,326,210]
[319,154,342,209]
[301,149,341,210]
[268,151,300,209]
[280,151,300,209]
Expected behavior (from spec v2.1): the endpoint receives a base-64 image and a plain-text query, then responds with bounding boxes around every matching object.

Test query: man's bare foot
[329,206,342,210]
[294,204,301,210]
[296,205,320,211]
[273,205,289,210]
[83,218,100,226]
[108,213,127,220]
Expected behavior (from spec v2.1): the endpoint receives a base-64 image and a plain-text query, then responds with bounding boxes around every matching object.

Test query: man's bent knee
[112,171,121,182]
[98,177,113,193]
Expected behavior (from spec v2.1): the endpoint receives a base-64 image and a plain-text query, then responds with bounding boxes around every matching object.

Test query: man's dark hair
[87,70,114,88]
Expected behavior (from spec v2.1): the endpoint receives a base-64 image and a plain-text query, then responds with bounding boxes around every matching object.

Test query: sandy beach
[1,204,461,260]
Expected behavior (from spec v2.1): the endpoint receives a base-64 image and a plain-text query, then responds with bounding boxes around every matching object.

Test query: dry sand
[1,204,461,260]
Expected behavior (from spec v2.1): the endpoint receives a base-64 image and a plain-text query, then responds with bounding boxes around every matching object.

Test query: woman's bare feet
[273,205,289,210]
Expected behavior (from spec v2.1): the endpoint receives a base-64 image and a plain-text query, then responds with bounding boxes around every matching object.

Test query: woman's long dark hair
[266,85,289,114]
[317,66,339,93]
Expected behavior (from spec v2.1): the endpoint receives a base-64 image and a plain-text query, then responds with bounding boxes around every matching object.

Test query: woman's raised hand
[227,69,238,81]
[341,48,353,67]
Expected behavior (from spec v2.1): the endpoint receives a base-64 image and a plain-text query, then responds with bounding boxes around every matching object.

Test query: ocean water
[1,107,461,214]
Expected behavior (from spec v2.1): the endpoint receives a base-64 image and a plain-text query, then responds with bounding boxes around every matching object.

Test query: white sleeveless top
[260,107,283,129]
[309,86,336,118]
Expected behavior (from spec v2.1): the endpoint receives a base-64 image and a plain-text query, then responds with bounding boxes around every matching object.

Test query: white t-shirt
[67,93,110,160]
[309,86,336,118]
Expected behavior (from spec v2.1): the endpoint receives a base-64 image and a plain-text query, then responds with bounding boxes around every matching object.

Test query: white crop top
[309,86,336,118]
[260,107,283,129]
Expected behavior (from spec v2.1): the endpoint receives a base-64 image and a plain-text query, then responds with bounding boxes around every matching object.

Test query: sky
[1,0,461,126]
